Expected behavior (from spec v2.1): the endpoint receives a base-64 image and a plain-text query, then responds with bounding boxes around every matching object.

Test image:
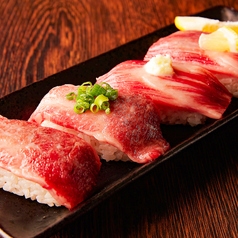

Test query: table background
[0,0,238,237]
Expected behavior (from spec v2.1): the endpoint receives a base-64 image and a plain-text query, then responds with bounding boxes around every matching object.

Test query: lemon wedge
[175,16,238,33]
[198,26,238,53]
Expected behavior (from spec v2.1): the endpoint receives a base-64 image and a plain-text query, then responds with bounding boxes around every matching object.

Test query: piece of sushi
[0,115,101,209]
[144,30,238,97]
[96,60,232,126]
[28,85,170,164]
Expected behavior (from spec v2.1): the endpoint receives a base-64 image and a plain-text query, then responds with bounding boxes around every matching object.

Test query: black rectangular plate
[0,5,238,238]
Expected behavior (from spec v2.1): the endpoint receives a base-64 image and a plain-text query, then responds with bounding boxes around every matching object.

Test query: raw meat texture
[96,60,231,124]
[144,30,238,97]
[0,116,101,209]
[28,85,170,163]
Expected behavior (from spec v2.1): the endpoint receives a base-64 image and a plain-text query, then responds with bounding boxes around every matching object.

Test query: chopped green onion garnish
[99,82,112,90]
[66,92,76,100]
[74,100,90,113]
[81,81,92,89]
[74,104,85,114]
[77,93,94,104]
[105,89,118,101]
[101,101,110,110]
[94,95,109,109]
[105,108,110,114]
[89,83,107,97]
[66,82,118,114]
[90,103,99,113]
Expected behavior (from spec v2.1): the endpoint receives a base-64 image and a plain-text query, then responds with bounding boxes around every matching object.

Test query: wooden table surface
[1,0,238,237]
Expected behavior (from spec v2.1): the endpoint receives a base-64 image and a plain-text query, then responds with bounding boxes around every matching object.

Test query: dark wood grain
[0,0,238,238]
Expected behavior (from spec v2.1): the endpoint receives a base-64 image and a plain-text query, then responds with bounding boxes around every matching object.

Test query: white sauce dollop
[144,54,174,76]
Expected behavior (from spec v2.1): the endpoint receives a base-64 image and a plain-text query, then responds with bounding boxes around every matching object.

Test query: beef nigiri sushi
[0,116,101,209]
[28,84,170,164]
[96,58,231,126]
[144,30,238,97]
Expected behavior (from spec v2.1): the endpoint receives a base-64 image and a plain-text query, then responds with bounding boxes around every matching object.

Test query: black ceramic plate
[0,5,238,238]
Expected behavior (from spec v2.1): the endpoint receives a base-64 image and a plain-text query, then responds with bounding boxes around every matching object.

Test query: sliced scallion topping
[105,89,118,100]
[89,83,107,97]
[66,82,118,114]
[94,94,109,109]
[90,103,99,113]
[66,92,76,100]
[105,108,110,114]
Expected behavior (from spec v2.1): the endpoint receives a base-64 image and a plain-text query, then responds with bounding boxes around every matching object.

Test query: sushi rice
[160,110,207,126]
[0,167,61,207]
[41,120,131,162]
